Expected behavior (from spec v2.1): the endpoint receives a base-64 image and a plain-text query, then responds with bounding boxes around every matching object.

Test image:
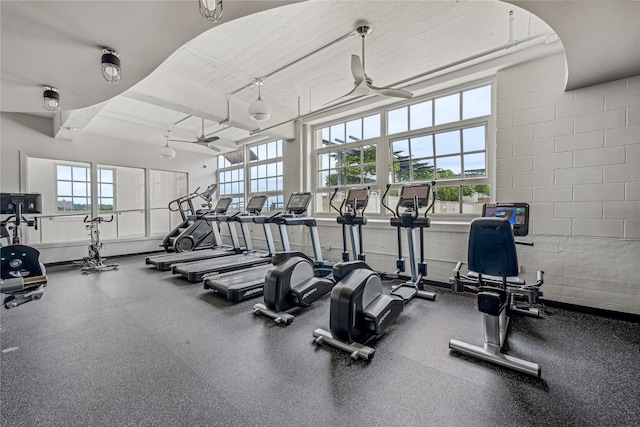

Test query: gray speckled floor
[1,254,639,426]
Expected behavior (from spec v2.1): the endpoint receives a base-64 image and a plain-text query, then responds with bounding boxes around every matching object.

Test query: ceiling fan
[327,24,414,104]
[168,117,221,151]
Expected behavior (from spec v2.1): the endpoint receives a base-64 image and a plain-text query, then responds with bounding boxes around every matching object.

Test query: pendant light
[249,80,271,121]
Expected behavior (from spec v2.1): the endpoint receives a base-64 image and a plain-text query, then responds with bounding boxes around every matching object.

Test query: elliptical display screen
[245,195,267,213]
[345,188,369,210]
[483,203,529,236]
[286,193,312,213]
[0,193,42,214]
[400,184,430,208]
[214,197,232,213]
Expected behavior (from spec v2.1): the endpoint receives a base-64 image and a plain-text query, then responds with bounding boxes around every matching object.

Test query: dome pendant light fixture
[101,49,121,84]
[43,86,61,112]
[199,0,223,23]
[160,138,176,160]
[249,80,271,122]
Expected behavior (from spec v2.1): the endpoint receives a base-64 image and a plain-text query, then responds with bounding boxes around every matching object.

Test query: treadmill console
[285,192,312,216]
[483,202,529,236]
[399,183,431,209]
[213,197,232,214]
[1,193,42,214]
[344,188,369,211]
[245,195,267,214]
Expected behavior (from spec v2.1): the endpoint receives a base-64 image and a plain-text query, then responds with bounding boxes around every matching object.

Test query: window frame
[55,163,92,213]
[310,80,495,218]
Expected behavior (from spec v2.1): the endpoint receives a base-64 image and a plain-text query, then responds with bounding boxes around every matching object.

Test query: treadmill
[145,197,244,271]
[171,195,275,282]
[203,192,315,302]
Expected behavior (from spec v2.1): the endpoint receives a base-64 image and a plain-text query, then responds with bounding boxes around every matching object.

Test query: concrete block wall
[496,54,640,314]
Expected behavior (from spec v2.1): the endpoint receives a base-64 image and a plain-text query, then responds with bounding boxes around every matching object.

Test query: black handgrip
[515,240,534,246]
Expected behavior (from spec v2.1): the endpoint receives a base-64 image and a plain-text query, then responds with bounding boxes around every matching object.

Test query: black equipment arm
[381,183,395,216]
[329,188,341,214]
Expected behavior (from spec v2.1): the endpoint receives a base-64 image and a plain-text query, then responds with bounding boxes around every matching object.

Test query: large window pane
[57,165,72,180]
[434,93,460,125]
[387,106,408,135]
[346,119,362,142]
[462,85,491,119]
[436,156,462,178]
[362,114,380,139]
[330,123,346,144]
[410,100,432,130]
[411,135,433,158]
[435,130,461,156]
[412,159,434,181]
[464,153,486,177]
[463,126,485,152]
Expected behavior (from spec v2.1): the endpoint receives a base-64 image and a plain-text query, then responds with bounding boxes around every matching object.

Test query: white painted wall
[494,53,639,314]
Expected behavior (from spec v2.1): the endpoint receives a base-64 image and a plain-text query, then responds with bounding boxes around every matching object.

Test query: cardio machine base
[390,283,436,301]
[253,302,296,325]
[449,338,541,378]
[312,328,375,361]
[75,259,119,274]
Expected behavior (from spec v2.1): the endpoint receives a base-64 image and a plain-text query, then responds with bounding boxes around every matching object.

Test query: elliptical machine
[77,215,118,273]
[448,203,544,377]
[381,182,437,302]
[253,188,369,325]
[0,193,48,309]
[312,188,406,360]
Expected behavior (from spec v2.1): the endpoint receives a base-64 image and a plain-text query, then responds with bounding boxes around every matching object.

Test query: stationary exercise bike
[254,188,369,325]
[77,215,118,273]
[0,193,48,309]
[448,203,544,377]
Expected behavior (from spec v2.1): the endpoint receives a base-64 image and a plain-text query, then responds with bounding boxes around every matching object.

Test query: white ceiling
[2,1,638,157]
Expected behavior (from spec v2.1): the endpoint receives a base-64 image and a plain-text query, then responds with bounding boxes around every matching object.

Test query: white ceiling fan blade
[168,137,195,143]
[322,85,360,106]
[203,135,220,143]
[206,142,221,152]
[367,82,413,99]
[351,55,365,84]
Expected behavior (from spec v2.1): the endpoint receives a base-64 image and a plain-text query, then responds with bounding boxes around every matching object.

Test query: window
[56,164,91,212]
[249,140,284,211]
[391,126,487,182]
[28,158,150,244]
[315,114,381,213]
[319,114,380,148]
[97,168,115,211]
[313,82,493,216]
[218,150,245,212]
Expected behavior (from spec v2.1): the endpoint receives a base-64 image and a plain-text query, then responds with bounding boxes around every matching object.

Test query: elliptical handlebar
[424,181,437,218]
[381,183,395,216]
[329,188,341,215]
